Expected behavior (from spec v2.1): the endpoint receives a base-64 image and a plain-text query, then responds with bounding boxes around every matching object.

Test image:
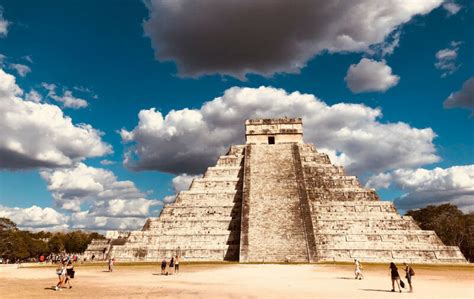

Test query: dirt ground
[0,262,472,298]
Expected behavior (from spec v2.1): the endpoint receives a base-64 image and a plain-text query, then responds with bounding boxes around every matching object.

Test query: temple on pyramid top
[245,118,303,144]
[108,118,467,264]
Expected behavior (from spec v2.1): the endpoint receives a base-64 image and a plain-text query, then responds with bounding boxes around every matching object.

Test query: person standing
[354,259,363,280]
[174,256,179,274]
[161,257,167,275]
[169,256,175,275]
[108,257,115,272]
[389,262,402,293]
[404,263,414,293]
[64,261,75,289]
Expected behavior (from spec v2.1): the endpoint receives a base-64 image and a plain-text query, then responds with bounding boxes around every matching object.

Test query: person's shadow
[44,286,57,291]
[360,289,393,292]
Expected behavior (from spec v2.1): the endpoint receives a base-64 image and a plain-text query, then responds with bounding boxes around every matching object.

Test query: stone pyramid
[112,118,466,264]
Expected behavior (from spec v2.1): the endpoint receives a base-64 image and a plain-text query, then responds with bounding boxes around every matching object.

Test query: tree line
[406,204,473,262]
[0,218,104,262]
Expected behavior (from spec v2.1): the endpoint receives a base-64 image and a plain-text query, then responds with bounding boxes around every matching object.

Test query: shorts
[161,265,166,270]
[175,264,179,271]
[406,275,412,284]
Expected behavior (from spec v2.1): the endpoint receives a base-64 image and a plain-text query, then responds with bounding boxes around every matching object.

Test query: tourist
[64,261,75,289]
[92,254,95,261]
[354,259,363,280]
[161,257,167,275]
[389,262,402,293]
[174,256,180,274]
[404,262,414,293]
[108,257,115,272]
[169,256,175,275]
[55,261,66,291]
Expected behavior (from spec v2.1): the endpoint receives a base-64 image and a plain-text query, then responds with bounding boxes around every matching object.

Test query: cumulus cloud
[443,1,461,16]
[345,58,400,93]
[172,174,198,193]
[0,205,69,231]
[122,86,439,176]
[0,7,9,37]
[25,89,42,103]
[143,0,442,78]
[163,174,200,204]
[42,82,88,109]
[435,41,461,77]
[0,69,111,169]
[70,212,147,231]
[443,77,474,112]
[9,63,31,77]
[40,163,160,214]
[367,165,474,212]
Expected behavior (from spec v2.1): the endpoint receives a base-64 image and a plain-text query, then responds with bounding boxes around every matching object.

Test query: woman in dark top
[389,262,402,293]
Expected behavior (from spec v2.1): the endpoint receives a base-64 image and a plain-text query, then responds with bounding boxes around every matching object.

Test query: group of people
[354,259,415,293]
[55,260,75,291]
[161,256,180,275]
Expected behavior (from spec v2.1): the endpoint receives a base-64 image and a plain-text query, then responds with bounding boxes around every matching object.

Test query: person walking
[64,261,75,289]
[169,256,175,275]
[55,261,66,291]
[389,262,402,293]
[174,256,180,274]
[161,257,167,275]
[354,259,363,280]
[108,257,115,272]
[404,262,414,293]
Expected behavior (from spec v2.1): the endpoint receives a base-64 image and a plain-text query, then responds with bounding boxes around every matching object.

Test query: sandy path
[0,263,472,298]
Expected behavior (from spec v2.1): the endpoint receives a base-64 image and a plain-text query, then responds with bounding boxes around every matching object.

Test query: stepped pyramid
[112,118,466,264]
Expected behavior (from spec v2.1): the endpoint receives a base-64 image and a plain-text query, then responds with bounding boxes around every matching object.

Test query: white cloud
[367,30,401,58]
[70,212,147,231]
[367,165,474,212]
[443,2,461,16]
[0,7,9,38]
[40,163,159,213]
[443,77,474,112]
[435,41,461,77]
[42,82,88,109]
[100,159,115,166]
[163,173,200,204]
[345,58,400,93]
[0,68,111,169]
[122,86,439,176]
[172,174,198,193]
[0,205,69,231]
[25,89,42,103]
[144,0,442,78]
[9,63,31,77]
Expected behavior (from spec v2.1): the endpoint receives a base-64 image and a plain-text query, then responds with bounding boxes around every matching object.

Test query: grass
[19,260,473,272]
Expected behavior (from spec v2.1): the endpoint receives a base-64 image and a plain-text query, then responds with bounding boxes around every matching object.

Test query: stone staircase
[112,145,245,261]
[240,144,309,262]
[297,144,466,264]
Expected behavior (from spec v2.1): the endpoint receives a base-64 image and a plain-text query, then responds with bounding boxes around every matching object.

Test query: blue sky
[0,0,472,231]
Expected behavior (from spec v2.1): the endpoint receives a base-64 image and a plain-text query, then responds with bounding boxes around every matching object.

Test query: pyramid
[112,118,466,264]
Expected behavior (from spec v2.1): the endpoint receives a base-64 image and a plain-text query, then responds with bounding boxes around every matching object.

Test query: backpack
[409,267,415,276]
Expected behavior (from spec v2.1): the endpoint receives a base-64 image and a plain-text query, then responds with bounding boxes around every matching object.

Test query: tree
[48,235,64,254]
[407,204,473,262]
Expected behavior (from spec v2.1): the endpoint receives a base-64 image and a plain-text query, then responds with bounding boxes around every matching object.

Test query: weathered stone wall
[245,118,303,144]
[297,144,466,264]
[112,145,245,262]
